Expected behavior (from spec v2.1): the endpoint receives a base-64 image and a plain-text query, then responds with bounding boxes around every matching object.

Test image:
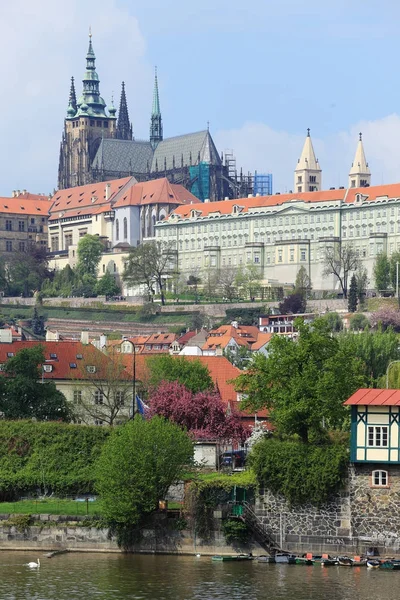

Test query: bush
[225,306,265,325]
[349,313,370,331]
[0,421,109,500]
[222,519,251,545]
[249,438,349,506]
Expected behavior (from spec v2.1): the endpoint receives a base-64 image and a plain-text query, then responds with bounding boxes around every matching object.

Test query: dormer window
[50,353,57,359]
[43,364,53,373]
[371,470,388,487]
[86,365,96,374]
[7,352,14,358]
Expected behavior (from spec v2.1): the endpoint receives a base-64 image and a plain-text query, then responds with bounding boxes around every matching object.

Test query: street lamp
[131,343,137,419]
[386,360,400,389]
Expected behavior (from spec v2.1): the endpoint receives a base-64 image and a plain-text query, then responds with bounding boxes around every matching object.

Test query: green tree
[389,252,400,290]
[7,245,50,297]
[355,266,369,305]
[146,355,214,393]
[338,329,400,386]
[96,271,121,297]
[348,274,358,312]
[319,312,343,332]
[76,234,103,277]
[223,345,253,369]
[349,313,370,331]
[235,319,364,443]
[218,267,239,301]
[235,264,262,300]
[187,274,201,302]
[373,253,391,292]
[95,416,193,526]
[123,241,175,305]
[322,244,360,298]
[294,266,312,301]
[0,346,71,421]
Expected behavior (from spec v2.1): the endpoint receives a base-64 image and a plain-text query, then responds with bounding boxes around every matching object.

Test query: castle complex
[57,35,254,202]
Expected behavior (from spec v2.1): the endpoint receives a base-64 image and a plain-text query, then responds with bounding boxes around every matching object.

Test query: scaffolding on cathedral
[254,172,273,196]
[189,162,210,202]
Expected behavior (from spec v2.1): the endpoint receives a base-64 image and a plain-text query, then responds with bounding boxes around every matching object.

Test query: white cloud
[215,114,400,193]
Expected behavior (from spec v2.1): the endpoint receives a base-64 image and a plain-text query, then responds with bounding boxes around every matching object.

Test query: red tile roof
[0,196,51,216]
[113,178,197,208]
[168,182,400,220]
[49,177,132,222]
[344,388,400,406]
[0,341,129,381]
[202,324,270,351]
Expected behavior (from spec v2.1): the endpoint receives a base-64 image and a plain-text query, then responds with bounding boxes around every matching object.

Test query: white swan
[26,559,40,568]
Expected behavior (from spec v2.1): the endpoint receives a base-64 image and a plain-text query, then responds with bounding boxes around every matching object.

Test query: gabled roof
[151,130,222,171]
[0,196,52,216]
[0,341,129,381]
[49,177,133,221]
[113,177,197,208]
[250,333,273,350]
[92,139,154,175]
[203,325,261,351]
[344,389,400,406]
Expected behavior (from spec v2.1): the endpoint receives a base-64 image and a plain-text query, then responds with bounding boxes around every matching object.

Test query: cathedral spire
[116,81,133,140]
[294,129,322,192]
[150,67,163,148]
[75,30,108,118]
[349,132,371,188]
[66,76,77,117]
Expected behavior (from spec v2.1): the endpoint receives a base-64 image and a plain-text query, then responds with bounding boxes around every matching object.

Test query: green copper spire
[66,76,77,116]
[74,30,109,119]
[150,66,163,148]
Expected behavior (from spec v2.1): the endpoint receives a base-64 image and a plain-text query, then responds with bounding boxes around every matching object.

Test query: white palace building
[154,131,399,292]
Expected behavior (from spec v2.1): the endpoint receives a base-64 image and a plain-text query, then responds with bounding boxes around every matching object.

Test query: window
[300,249,306,261]
[73,390,82,404]
[115,219,119,241]
[65,234,73,249]
[19,242,25,252]
[18,221,25,232]
[31,218,35,225]
[5,220,12,231]
[95,420,104,426]
[368,425,388,447]
[372,470,388,487]
[123,217,127,239]
[115,391,125,406]
[86,365,96,374]
[51,236,59,252]
[70,363,77,369]
[94,391,103,405]
[6,241,12,252]
[7,352,14,358]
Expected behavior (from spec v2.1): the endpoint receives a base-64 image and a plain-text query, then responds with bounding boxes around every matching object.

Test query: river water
[1,551,399,599]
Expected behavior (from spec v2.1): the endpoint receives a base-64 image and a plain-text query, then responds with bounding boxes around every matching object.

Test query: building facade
[0,191,50,256]
[154,133,400,292]
[58,35,253,201]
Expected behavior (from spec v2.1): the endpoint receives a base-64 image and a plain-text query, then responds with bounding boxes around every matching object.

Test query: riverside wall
[255,464,400,556]
[0,514,262,556]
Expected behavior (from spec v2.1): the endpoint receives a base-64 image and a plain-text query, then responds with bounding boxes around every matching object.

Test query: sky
[2,0,400,196]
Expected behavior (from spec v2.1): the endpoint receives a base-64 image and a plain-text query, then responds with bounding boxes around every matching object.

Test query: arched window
[123,217,127,239]
[116,219,119,241]
[372,470,388,487]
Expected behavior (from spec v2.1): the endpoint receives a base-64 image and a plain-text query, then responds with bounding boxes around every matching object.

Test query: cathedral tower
[349,133,371,188]
[116,81,133,140]
[58,33,117,189]
[150,67,163,149]
[294,129,322,193]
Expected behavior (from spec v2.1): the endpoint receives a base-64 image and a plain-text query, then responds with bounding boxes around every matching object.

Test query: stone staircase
[239,502,282,555]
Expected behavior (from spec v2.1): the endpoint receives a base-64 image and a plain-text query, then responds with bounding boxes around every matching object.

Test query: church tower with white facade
[294,129,322,193]
[348,133,371,188]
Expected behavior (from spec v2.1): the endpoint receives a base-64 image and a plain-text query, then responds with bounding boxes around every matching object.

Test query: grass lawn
[0,498,100,516]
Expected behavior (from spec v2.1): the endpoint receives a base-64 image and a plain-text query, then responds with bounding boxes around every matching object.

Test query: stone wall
[0,513,262,556]
[255,463,400,555]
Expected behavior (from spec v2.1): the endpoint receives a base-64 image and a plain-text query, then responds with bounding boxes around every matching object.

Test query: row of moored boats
[212,553,400,569]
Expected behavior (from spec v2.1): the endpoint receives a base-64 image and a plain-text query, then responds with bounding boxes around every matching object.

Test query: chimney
[204,198,210,203]
[81,331,89,345]
[105,183,111,201]
[12,190,16,198]
[99,333,107,349]
[22,189,27,195]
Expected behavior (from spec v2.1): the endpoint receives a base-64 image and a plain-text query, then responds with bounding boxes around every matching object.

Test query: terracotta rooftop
[167,182,400,220]
[0,196,52,216]
[49,177,132,221]
[0,341,129,381]
[344,389,400,406]
[113,177,197,208]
